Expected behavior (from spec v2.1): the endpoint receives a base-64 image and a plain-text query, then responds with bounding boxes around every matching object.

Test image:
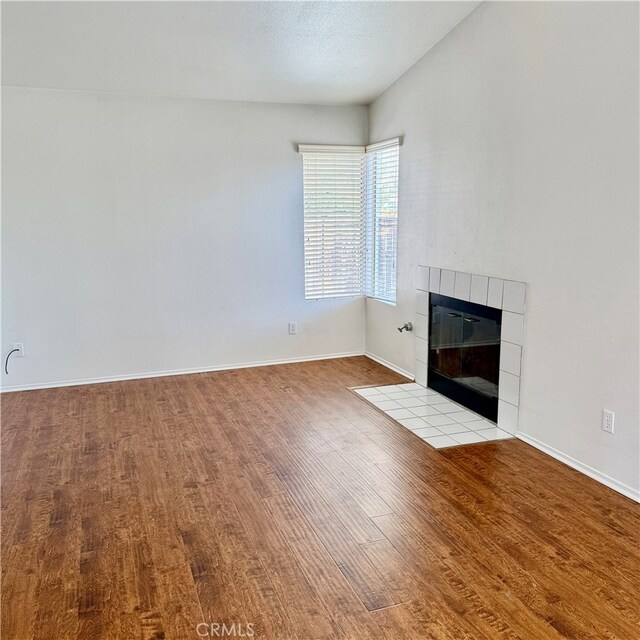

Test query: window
[299,139,400,302]
[300,145,366,299]
[365,140,399,304]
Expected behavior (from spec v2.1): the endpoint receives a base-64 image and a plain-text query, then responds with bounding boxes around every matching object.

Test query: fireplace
[428,293,502,422]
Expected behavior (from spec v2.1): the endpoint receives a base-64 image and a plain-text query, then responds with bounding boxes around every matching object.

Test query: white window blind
[298,139,400,302]
[299,145,365,299]
[365,139,400,304]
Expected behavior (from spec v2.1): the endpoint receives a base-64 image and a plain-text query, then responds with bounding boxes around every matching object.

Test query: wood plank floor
[2,356,639,639]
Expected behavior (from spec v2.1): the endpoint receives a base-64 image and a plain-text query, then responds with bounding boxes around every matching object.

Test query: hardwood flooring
[2,356,639,639]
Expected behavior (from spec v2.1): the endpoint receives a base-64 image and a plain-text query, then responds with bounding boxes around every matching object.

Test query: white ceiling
[1,1,479,106]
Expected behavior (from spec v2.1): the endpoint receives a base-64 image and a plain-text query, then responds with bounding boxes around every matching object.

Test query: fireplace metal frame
[428,293,502,422]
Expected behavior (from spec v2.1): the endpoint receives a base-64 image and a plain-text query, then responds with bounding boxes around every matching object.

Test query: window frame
[299,144,366,301]
[364,138,400,305]
[298,138,400,302]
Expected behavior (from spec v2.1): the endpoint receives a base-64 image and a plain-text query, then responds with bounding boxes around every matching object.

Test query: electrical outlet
[11,343,24,357]
[602,409,614,434]
[288,322,297,335]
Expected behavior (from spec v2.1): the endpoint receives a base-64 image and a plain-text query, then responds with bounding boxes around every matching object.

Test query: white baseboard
[364,351,414,381]
[0,351,365,393]
[517,432,640,503]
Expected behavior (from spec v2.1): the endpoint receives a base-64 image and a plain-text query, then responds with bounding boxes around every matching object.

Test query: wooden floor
[2,357,639,640]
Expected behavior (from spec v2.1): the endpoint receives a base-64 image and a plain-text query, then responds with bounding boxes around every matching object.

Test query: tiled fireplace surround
[415,266,526,435]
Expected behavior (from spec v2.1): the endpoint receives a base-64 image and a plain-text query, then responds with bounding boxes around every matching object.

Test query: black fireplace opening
[428,293,501,423]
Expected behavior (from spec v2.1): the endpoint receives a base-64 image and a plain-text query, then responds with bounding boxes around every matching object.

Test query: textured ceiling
[1,1,479,105]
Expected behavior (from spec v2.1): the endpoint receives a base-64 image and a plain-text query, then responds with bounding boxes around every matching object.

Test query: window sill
[305,294,364,301]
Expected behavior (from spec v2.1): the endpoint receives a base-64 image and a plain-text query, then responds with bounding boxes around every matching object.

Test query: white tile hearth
[382,391,413,400]
[475,427,512,440]
[400,382,424,391]
[465,419,495,430]
[423,435,458,448]
[437,423,471,435]
[363,394,388,403]
[410,405,443,417]
[387,408,415,420]
[397,396,426,408]
[356,387,380,397]
[448,410,483,423]
[432,401,462,413]
[372,399,402,410]
[450,431,488,445]
[354,384,515,449]
[422,413,457,427]
[399,417,428,429]
[425,396,451,405]
[413,427,443,438]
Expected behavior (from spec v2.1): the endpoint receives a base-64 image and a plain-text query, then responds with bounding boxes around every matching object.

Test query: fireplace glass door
[428,294,502,422]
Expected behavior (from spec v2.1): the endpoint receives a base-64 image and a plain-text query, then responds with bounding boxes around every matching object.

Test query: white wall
[1,88,367,389]
[366,2,639,495]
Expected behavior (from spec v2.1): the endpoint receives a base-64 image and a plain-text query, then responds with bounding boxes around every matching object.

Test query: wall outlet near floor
[11,343,24,357]
[288,322,297,335]
[602,409,615,434]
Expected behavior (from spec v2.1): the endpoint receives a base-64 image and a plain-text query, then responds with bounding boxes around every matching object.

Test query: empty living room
[1,1,639,639]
